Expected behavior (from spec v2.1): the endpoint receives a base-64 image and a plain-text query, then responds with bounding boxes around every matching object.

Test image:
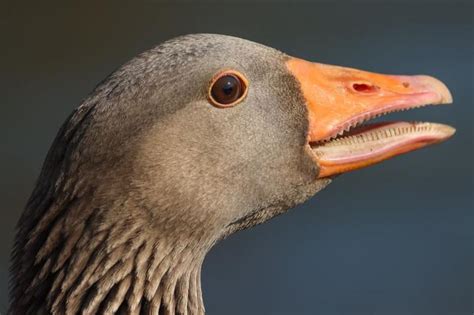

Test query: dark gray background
[1,1,472,314]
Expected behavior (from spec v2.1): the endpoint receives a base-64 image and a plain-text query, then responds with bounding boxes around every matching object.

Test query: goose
[9,33,455,315]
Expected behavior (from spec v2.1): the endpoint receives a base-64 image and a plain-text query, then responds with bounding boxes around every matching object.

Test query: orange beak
[286,58,455,178]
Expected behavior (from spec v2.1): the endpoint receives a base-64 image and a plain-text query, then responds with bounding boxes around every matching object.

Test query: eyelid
[208,70,249,108]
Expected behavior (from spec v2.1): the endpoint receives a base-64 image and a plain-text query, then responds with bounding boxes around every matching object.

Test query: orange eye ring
[208,70,249,108]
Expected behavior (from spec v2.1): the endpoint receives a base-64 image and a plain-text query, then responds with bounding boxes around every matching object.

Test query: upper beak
[286,58,455,178]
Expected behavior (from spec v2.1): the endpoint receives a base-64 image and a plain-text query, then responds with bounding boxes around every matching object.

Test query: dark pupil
[222,81,234,95]
[212,75,242,104]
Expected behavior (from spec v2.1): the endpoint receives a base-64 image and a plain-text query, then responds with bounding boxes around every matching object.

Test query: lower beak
[286,58,455,178]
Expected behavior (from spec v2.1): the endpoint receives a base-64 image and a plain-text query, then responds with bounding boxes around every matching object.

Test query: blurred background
[1,1,472,314]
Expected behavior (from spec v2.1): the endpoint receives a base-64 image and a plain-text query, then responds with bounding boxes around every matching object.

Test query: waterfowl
[10,34,455,314]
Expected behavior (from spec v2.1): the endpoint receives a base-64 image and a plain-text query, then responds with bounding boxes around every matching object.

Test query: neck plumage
[10,191,206,315]
[9,103,212,314]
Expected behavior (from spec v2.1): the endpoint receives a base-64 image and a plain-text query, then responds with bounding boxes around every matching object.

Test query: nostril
[402,82,410,88]
[352,83,379,93]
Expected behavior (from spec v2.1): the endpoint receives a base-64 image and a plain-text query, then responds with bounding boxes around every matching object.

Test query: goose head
[10,34,454,314]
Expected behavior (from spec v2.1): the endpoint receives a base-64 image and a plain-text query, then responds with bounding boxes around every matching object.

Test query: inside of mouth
[322,121,400,141]
[309,120,454,177]
[310,121,453,150]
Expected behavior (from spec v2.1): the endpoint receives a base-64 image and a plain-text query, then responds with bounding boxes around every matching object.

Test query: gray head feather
[9,34,330,315]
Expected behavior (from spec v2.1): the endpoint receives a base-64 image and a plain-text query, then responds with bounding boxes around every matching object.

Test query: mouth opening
[309,106,455,178]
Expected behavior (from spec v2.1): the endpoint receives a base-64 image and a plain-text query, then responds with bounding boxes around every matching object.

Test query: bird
[9,33,455,315]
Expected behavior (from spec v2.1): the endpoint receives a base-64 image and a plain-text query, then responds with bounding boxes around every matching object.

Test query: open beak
[286,58,455,178]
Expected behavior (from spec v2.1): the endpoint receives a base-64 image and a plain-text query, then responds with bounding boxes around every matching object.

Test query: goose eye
[209,71,248,107]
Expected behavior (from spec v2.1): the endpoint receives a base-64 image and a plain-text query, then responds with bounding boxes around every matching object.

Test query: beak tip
[435,123,456,139]
[446,125,456,137]
[417,75,453,104]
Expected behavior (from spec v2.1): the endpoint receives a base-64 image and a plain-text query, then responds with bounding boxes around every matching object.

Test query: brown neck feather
[10,189,206,315]
[9,102,208,314]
